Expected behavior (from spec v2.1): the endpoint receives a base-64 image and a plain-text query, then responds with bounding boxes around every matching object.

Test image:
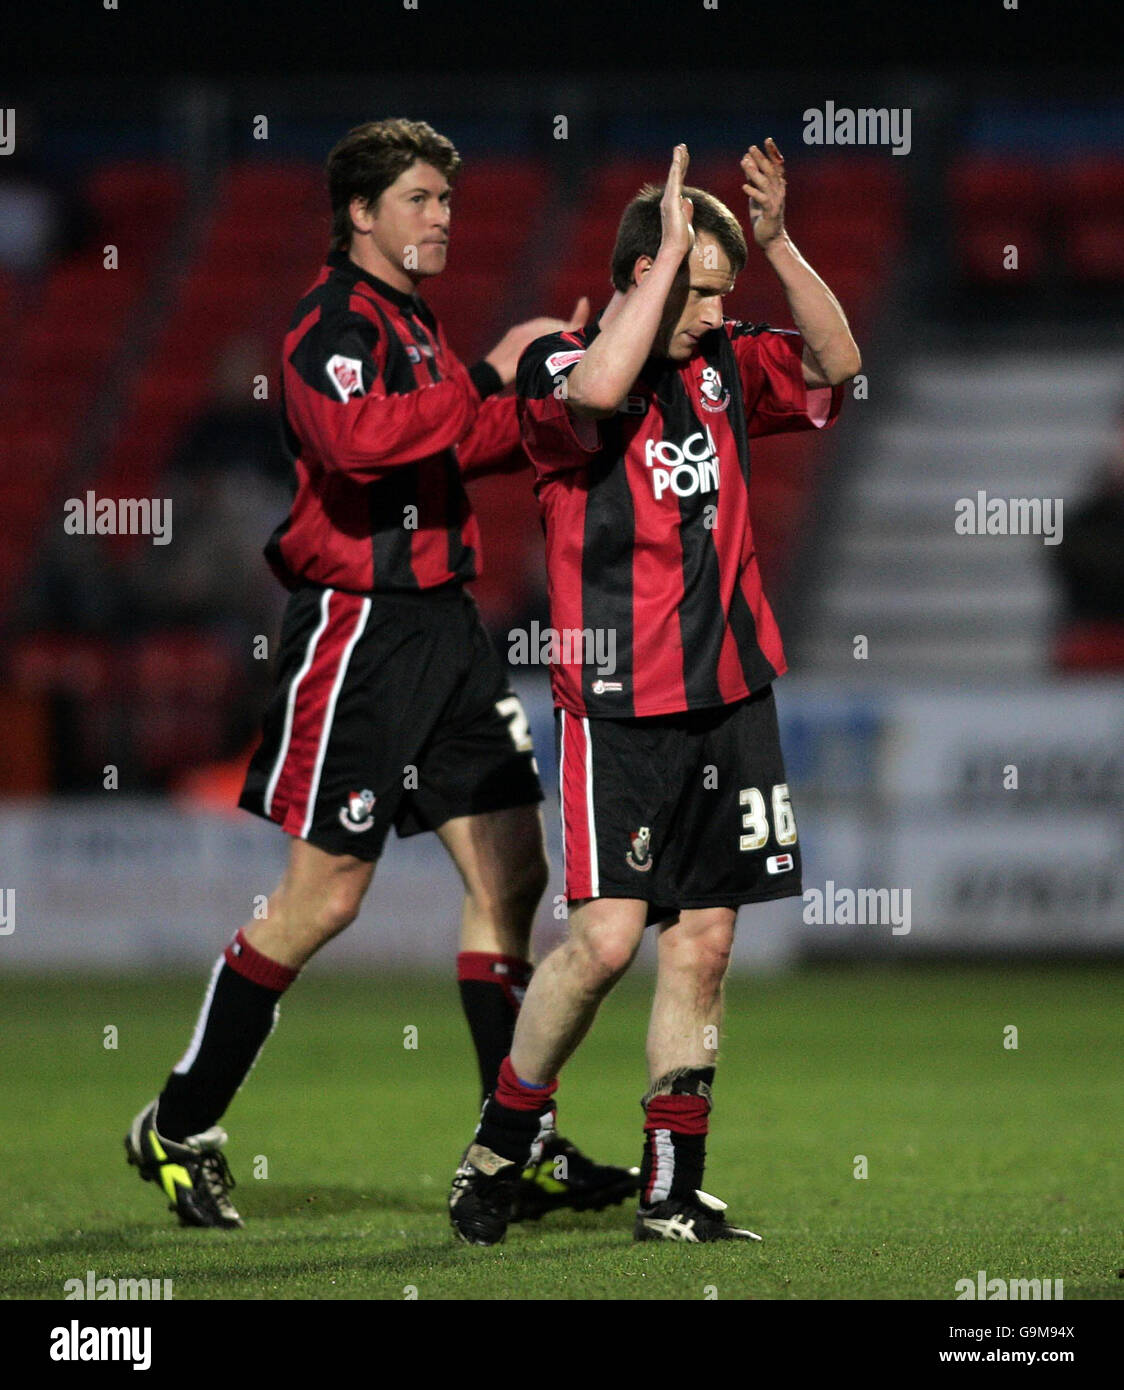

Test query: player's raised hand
[741,138,786,248]
[659,143,695,262]
[564,295,591,331]
[485,298,591,386]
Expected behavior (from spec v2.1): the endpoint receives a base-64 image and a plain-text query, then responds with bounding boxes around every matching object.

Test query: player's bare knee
[663,915,734,982]
[317,881,364,937]
[572,923,639,991]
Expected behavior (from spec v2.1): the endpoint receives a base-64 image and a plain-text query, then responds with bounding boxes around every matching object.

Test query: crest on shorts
[326,354,365,403]
[625,826,653,872]
[339,788,377,833]
[697,365,730,413]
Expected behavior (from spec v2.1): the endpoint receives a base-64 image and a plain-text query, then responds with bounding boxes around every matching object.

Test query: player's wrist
[470,359,504,398]
[654,241,689,270]
[759,226,792,258]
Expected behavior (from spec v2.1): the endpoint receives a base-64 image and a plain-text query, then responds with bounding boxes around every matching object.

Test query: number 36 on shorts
[738,782,797,851]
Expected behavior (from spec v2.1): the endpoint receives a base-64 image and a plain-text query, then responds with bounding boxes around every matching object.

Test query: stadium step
[796,345,1124,675]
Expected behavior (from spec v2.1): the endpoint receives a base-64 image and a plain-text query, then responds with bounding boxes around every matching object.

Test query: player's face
[367,161,452,280]
[656,232,735,361]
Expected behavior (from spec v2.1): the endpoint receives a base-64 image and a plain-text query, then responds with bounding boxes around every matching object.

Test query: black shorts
[556,686,801,912]
[240,584,543,861]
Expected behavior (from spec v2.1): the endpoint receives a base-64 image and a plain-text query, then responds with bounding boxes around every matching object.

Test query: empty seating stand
[949,154,1124,288]
[0,160,186,616]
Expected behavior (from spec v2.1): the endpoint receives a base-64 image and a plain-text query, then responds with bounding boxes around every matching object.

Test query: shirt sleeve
[727,322,845,440]
[515,331,602,479]
[284,308,482,480]
[457,394,530,481]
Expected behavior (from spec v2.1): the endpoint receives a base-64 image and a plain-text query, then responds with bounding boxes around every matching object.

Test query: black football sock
[639,1067,715,1205]
[155,929,299,1142]
[457,951,533,1100]
[474,1055,558,1167]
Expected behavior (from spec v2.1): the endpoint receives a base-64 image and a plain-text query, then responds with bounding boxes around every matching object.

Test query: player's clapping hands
[660,143,695,261]
[741,138,786,248]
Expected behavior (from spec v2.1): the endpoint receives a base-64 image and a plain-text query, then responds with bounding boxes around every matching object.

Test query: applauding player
[448,141,861,1244]
[125,119,638,1230]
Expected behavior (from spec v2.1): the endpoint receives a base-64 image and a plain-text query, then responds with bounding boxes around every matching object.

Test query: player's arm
[286,311,485,479]
[742,138,861,388]
[564,144,695,419]
[457,395,525,480]
[459,298,591,480]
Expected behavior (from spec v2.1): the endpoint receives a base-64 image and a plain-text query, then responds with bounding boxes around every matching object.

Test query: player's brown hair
[326,119,462,251]
[609,183,748,292]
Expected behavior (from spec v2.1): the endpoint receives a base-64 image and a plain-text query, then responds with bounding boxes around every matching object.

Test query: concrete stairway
[796,349,1124,679]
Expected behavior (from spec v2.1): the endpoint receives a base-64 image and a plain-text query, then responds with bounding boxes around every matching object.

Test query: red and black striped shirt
[517,315,844,718]
[266,249,519,594]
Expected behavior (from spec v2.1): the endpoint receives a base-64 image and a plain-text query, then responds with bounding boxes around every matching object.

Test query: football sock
[155,929,299,1142]
[474,1055,558,1167]
[457,951,533,1100]
[639,1066,715,1204]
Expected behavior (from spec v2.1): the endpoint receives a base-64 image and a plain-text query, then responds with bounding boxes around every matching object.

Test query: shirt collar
[326,248,427,315]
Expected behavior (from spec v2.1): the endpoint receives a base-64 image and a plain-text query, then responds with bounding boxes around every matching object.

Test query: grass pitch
[0,965,1120,1301]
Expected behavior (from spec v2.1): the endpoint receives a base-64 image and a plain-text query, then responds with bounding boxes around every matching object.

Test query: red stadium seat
[10,634,115,699]
[1053,620,1124,671]
[1059,156,1124,214]
[130,633,246,779]
[219,162,323,215]
[1059,159,1124,283]
[948,157,1045,286]
[1067,222,1124,284]
[86,161,186,220]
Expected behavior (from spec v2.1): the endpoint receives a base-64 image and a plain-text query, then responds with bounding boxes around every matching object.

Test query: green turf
[0,965,1120,1300]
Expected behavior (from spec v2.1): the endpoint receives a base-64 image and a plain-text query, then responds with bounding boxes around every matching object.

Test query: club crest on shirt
[544,348,585,375]
[626,826,653,872]
[697,365,730,413]
[339,788,377,833]
[326,354,365,403]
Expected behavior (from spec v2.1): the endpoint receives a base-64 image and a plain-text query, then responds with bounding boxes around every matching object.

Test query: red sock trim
[643,1094,710,1137]
[224,929,298,993]
[494,1054,558,1111]
[456,952,533,987]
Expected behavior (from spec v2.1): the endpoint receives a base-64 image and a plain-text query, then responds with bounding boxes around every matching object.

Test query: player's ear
[632,255,654,288]
[349,194,377,235]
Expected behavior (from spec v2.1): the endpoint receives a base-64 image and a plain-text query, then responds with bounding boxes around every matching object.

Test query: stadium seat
[1060,158,1124,283]
[948,157,1044,285]
[131,633,246,780]
[1053,620,1124,671]
[10,634,115,699]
